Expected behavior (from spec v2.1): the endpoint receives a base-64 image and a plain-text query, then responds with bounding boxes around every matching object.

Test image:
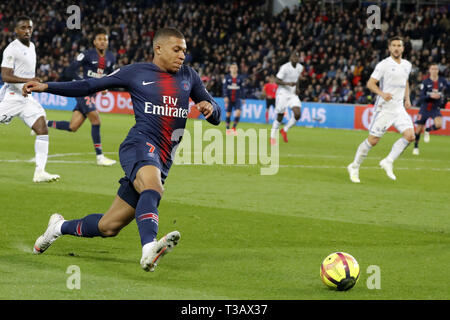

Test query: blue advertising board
[214,98,355,130]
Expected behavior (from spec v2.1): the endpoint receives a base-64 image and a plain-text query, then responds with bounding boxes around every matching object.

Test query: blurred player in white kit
[0,16,59,182]
[347,36,415,183]
[270,51,303,145]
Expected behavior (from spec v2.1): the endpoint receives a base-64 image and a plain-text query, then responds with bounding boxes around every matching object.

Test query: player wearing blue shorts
[46,28,117,166]
[222,62,245,135]
[413,64,448,155]
[25,28,221,272]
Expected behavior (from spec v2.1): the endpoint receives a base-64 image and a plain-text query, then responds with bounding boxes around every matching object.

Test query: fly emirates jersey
[1,39,36,99]
[276,61,303,96]
[371,56,412,112]
[45,63,221,168]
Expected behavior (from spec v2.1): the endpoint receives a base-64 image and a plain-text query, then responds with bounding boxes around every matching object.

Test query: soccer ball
[320,252,360,291]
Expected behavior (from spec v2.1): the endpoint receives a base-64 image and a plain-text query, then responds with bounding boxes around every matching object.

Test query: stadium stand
[0,0,448,105]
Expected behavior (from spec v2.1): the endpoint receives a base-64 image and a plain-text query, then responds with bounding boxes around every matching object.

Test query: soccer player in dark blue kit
[24,28,221,272]
[46,28,117,166]
[413,63,448,155]
[222,62,245,135]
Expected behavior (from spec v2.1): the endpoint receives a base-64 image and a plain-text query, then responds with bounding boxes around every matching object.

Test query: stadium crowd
[0,0,448,105]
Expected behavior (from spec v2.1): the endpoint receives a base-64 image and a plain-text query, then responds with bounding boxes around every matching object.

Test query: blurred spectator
[0,0,448,104]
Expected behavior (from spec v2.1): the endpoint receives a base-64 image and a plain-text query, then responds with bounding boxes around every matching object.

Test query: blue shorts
[117,176,140,208]
[226,99,241,113]
[118,134,169,185]
[74,95,97,116]
[415,108,441,125]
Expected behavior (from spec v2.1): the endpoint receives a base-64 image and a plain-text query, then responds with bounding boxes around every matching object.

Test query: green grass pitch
[1,109,449,299]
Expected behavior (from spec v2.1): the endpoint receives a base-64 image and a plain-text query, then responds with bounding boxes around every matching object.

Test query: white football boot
[379,158,396,180]
[33,170,60,183]
[412,148,419,155]
[33,213,65,254]
[424,131,430,143]
[140,231,181,272]
[347,163,360,183]
[96,154,116,166]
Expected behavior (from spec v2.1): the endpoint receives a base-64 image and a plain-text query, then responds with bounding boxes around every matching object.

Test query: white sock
[35,135,49,172]
[271,119,281,138]
[386,137,410,162]
[283,117,297,132]
[352,138,372,168]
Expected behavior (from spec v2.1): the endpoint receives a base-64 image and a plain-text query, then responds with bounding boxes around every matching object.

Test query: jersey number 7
[146,142,155,153]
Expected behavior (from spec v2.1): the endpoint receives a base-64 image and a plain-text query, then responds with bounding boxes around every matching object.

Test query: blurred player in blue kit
[413,63,448,155]
[46,28,117,166]
[222,62,245,135]
[24,28,221,272]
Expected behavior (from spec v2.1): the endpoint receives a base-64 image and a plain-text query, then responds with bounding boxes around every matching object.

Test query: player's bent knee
[100,228,120,237]
[135,181,164,196]
[133,166,164,195]
[32,119,49,135]
[90,119,101,126]
[406,135,415,143]
[367,136,380,146]
[98,221,123,237]
[34,128,48,135]
[100,229,120,238]
[276,114,284,122]
[133,176,164,196]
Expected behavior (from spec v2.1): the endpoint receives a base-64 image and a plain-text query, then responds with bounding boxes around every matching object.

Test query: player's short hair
[153,27,185,45]
[388,36,403,45]
[15,15,32,27]
[93,27,108,39]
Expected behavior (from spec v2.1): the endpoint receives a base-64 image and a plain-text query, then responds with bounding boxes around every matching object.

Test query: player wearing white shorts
[0,16,59,182]
[347,36,415,182]
[270,51,303,145]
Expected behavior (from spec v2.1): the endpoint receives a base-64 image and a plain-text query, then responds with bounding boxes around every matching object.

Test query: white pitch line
[277,164,450,171]
[174,163,450,171]
[39,151,449,164]
[1,151,449,171]
[0,159,93,164]
[47,151,116,158]
[283,153,450,163]
[1,159,449,171]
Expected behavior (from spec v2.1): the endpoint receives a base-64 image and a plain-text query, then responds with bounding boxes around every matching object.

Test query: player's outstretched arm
[22,81,48,96]
[23,67,129,97]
